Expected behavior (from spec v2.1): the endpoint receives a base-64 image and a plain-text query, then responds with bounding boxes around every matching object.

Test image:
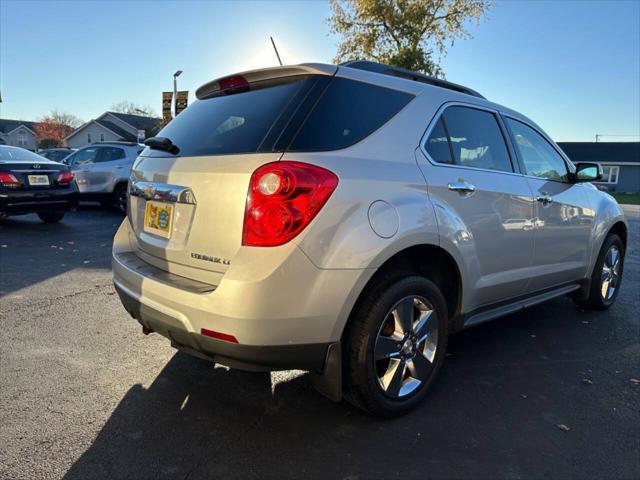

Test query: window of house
[87,133,92,143]
[506,118,569,182]
[598,165,619,184]
[100,133,105,142]
[17,133,28,147]
[425,106,513,173]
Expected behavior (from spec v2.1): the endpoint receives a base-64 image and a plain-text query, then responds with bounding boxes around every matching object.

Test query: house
[0,119,38,150]
[558,142,640,193]
[65,112,161,148]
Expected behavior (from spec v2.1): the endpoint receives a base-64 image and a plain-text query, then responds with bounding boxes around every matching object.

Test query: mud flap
[309,342,342,402]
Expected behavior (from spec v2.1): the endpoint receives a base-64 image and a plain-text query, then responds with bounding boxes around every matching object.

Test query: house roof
[0,119,38,135]
[558,142,640,165]
[106,112,160,133]
[95,120,138,142]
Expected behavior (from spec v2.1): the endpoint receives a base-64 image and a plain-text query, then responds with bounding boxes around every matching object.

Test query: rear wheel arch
[342,243,463,343]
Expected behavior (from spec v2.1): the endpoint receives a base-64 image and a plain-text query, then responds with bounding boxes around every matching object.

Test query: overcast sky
[1,0,638,142]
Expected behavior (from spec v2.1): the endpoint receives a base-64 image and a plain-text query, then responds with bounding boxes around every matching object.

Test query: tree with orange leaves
[35,110,83,149]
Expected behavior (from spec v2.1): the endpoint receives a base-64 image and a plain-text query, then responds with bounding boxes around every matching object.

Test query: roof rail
[340,60,485,99]
[91,141,142,146]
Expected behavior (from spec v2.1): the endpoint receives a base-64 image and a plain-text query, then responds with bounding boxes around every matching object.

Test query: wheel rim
[601,245,621,302]
[374,295,438,399]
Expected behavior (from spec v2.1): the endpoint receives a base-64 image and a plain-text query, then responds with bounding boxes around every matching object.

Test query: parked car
[63,142,143,214]
[112,61,627,416]
[0,145,78,223]
[38,147,76,163]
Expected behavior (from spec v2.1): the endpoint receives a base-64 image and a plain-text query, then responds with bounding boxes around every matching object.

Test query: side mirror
[574,162,602,183]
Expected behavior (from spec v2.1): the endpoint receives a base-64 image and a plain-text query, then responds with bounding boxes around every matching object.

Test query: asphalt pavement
[0,205,638,480]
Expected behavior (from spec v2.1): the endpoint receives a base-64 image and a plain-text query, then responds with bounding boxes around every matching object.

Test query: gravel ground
[0,205,638,480]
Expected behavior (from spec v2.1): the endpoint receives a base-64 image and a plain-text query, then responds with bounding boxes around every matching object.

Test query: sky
[0,0,639,142]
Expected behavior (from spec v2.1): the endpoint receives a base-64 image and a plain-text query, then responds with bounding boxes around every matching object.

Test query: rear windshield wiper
[144,136,180,155]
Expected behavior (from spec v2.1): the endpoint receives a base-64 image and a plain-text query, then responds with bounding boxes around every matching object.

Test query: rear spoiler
[195,63,337,99]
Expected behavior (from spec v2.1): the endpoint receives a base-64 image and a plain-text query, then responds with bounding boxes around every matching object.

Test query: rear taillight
[57,171,74,185]
[0,172,20,187]
[242,161,338,247]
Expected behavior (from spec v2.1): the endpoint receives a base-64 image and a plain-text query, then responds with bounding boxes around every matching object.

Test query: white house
[0,119,38,151]
[65,112,161,148]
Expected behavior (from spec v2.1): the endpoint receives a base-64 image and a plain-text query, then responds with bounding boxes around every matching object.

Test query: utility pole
[173,70,183,117]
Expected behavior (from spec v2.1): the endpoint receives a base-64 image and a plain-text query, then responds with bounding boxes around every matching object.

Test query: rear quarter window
[288,78,414,151]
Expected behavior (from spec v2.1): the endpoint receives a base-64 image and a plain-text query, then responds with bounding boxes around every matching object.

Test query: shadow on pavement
[0,205,121,296]
[63,296,639,480]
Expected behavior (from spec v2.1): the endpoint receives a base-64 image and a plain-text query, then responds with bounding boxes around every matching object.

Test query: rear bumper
[112,219,373,373]
[0,187,79,215]
[115,281,331,372]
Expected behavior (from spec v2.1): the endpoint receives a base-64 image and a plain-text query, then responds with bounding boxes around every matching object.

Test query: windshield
[0,146,49,163]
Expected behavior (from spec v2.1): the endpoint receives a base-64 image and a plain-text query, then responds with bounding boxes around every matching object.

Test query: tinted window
[425,118,453,164]
[289,78,413,151]
[147,76,311,157]
[441,106,513,173]
[506,118,568,181]
[47,150,72,162]
[98,147,126,162]
[73,147,99,165]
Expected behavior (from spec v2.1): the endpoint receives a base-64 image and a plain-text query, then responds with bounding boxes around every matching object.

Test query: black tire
[37,211,65,223]
[344,275,448,417]
[113,184,127,215]
[576,233,624,310]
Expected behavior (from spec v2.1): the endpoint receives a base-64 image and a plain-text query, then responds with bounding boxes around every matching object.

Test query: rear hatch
[128,66,336,279]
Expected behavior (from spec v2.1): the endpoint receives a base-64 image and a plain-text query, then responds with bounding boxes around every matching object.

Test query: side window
[506,118,569,181]
[441,106,513,173]
[288,78,414,151]
[73,147,99,165]
[425,118,453,164]
[98,147,126,162]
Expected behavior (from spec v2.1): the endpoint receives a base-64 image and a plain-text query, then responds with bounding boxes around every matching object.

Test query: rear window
[0,146,47,163]
[145,76,312,157]
[143,75,414,158]
[288,77,413,151]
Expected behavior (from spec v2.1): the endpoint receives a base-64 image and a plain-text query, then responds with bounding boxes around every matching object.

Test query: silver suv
[112,61,627,416]
[65,142,143,213]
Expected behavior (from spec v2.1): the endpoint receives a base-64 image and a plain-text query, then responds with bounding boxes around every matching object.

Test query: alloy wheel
[601,245,621,301]
[374,295,438,398]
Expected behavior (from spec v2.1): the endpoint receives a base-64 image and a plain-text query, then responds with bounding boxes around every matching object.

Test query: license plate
[28,175,49,186]
[144,201,174,238]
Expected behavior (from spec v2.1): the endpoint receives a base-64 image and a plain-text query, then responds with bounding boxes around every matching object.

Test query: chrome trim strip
[129,181,197,205]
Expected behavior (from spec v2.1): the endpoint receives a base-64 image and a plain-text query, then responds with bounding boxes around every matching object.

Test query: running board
[463,283,581,328]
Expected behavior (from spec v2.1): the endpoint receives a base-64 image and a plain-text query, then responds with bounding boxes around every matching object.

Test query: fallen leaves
[630,378,640,385]
[557,424,571,432]
[582,378,593,385]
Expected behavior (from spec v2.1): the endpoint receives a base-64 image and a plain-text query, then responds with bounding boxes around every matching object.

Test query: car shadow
[0,205,121,296]
[63,295,639,480]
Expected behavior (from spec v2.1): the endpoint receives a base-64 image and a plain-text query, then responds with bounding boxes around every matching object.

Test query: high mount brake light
[242,162,339,247]
[57,171,74,185]
[218,75,250,95]
[0,172,20,187]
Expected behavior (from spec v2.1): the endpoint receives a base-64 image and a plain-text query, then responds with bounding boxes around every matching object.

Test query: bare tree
[111,100,157,117]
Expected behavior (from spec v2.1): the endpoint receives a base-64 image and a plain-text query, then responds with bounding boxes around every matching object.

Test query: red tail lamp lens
[57,171,74,184]
[242,161,339,247]
[218,75,250,95]
[0,172,20,186]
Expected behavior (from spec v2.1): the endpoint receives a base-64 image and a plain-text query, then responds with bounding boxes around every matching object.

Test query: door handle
[447,181,476,193]
[536,194,554,205]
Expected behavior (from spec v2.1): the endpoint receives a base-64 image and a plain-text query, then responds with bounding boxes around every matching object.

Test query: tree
[35,110,83,148]
[111,100,157,117]
[329,0,492,77]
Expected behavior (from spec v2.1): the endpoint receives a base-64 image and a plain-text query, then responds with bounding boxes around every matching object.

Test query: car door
[503,117,595,291]
[69,146,100,193]
[416,104,535,310]
[90,146,127,192]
